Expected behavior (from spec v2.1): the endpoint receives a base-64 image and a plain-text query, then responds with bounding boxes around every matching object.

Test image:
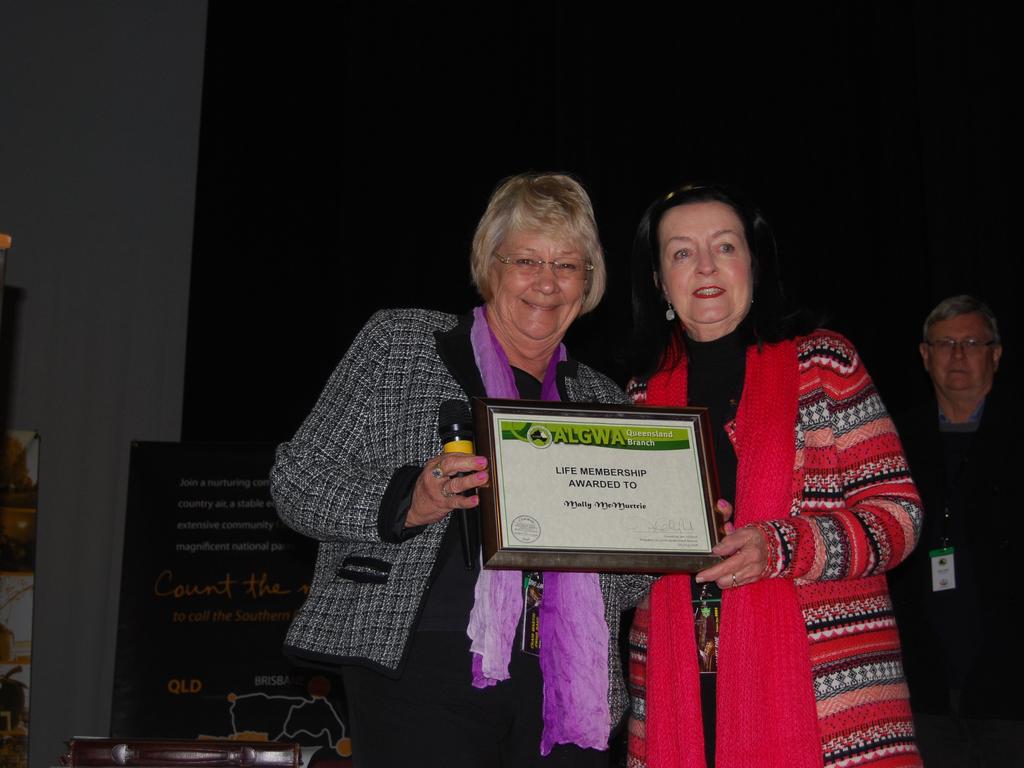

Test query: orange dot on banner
[307,676,330,699]
[336,738,352,758]
[226,693,238,702]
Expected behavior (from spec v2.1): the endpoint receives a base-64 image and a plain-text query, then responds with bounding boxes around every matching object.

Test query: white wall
[0,3,207,766]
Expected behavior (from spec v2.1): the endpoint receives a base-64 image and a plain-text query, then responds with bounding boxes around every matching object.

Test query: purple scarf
[465,305,611,755]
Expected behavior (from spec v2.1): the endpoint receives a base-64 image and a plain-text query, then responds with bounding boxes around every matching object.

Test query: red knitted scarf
[643,338,823,768]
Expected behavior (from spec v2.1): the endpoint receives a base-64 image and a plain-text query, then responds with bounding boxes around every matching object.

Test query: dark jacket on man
[890,386,1023,719]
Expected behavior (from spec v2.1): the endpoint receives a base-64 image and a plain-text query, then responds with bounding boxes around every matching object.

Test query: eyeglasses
[925,337,998,355]
[495,253,594,279]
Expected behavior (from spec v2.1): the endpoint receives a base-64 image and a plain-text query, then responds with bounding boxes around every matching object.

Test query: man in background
[890,295,1022,766]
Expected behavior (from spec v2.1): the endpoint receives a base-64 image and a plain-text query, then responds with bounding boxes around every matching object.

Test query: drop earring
[665,304,676,322]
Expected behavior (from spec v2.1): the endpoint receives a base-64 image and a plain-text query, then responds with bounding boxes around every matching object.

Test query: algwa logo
[527,425,552,448]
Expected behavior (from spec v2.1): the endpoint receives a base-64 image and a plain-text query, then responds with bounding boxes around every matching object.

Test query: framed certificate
[472,398,723,573]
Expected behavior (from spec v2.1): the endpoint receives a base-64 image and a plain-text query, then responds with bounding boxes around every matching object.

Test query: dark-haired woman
[625,185,922,768]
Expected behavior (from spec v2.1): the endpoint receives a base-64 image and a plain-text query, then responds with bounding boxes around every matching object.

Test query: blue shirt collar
[938,398,985,432]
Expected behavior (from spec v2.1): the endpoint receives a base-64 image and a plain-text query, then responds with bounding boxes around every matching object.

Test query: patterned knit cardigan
[272,308,650,731]
[626,330,923,768]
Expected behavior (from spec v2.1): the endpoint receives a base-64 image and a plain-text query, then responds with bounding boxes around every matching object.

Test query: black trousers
[341,630,610,768]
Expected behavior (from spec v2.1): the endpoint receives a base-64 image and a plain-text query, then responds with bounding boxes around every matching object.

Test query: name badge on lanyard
[521,572,543,655]
[930,546,956,591]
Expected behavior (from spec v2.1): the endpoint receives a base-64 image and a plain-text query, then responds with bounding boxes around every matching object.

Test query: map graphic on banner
[112,443,351,766]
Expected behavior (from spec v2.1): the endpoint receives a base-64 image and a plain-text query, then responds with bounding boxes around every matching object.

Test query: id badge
[693,595,720,673]
[930,546,956,591]
[521,572,543,656]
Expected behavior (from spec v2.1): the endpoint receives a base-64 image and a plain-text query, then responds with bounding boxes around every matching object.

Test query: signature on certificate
[620,515,693,534]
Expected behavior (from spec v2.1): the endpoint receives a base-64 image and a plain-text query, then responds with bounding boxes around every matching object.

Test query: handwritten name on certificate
[491,414,710,554]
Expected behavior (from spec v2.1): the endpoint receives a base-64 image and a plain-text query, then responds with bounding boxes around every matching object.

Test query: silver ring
[441,481,456,498]
[731,573,738,589]
[431,464,444,480]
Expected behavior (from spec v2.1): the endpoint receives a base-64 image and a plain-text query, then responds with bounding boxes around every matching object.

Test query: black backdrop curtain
[183,2,1017,442]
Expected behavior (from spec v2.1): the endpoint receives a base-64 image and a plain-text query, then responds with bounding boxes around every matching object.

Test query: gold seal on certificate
[472,398,723,572]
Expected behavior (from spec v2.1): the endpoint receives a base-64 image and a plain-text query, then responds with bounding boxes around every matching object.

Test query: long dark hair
[629,183,816,377]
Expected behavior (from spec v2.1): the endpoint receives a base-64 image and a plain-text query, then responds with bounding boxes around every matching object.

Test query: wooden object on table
[60,739,302,768]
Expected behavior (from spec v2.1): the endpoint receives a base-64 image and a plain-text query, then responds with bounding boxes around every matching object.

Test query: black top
[417,366,541,631]
[686,328,747,503]
[921,430,980,690]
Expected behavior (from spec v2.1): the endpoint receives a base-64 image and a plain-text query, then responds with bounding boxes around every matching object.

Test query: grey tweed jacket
[271,308,650,729]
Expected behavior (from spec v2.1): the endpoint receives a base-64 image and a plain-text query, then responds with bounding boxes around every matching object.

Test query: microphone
[438,399,476,569]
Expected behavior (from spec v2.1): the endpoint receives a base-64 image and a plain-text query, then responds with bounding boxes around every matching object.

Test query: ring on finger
[441,480,456,498]
[431,463,444,480]
[731,573,738,589]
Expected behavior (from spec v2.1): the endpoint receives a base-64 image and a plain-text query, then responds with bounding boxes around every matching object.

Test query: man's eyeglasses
[925,337,998,356]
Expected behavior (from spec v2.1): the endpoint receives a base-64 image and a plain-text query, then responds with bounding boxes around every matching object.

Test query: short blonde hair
[470,173,606,314]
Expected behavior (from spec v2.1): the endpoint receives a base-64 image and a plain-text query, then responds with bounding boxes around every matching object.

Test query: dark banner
[112,443,350,765]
